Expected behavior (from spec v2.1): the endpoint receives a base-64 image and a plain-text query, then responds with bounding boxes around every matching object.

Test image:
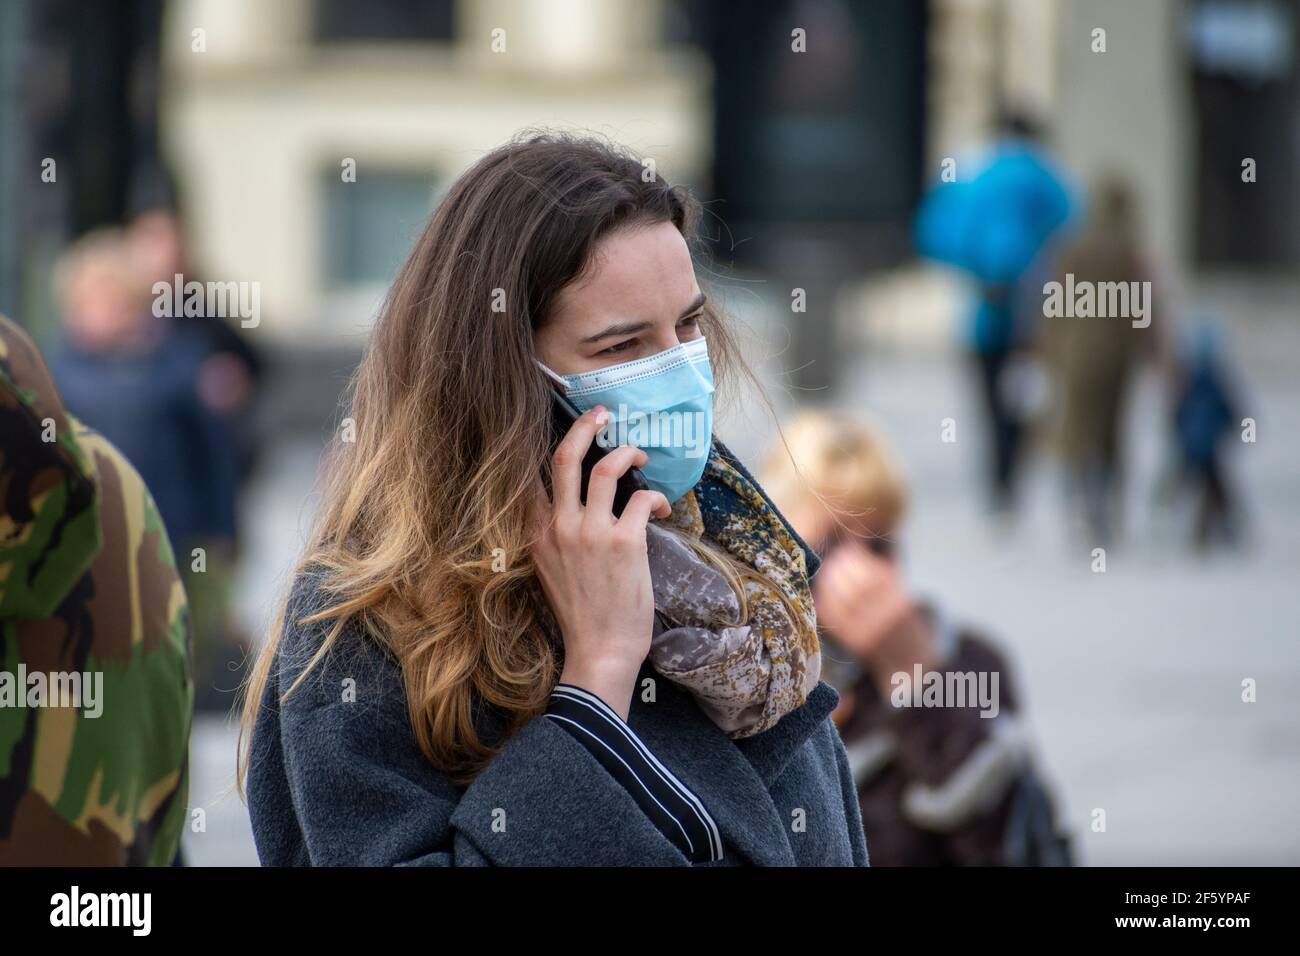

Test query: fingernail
[595,410,610,426]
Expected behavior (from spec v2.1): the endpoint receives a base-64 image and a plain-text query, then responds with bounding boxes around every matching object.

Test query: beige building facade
[161,0,711,341]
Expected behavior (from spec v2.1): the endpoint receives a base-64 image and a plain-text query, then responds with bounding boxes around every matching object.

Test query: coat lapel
[733,681,840,786]
[628,666,841,866]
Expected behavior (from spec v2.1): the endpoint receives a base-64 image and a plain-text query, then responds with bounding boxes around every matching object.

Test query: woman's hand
[532,405,671,720]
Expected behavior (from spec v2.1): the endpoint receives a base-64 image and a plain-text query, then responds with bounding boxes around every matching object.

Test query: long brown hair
[238,132,765,786]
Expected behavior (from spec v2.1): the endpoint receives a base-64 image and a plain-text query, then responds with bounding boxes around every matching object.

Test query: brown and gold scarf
[645,450,821,738]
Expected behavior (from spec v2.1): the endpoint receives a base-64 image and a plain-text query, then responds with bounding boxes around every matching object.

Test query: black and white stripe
[545,683,722,863]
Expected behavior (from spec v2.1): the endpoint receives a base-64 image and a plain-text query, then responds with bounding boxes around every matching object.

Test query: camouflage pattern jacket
[0,314,192,865]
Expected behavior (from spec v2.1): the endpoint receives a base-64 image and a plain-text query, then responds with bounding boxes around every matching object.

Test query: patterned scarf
[645,449,821,738]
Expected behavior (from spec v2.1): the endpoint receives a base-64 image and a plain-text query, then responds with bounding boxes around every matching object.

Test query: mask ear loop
[536,360,571,391]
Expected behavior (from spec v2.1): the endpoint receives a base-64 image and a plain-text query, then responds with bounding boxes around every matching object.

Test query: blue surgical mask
[540,337,715,503]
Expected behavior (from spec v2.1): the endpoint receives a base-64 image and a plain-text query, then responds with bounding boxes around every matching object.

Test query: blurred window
[313,0,455,42]
[321,169,436,288]
[1187,0,1294,83]
[698,0,925,234]
[1187,0,1299,267]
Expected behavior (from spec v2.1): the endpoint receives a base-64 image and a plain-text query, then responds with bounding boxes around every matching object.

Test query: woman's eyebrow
[679,292,707,318]
[581,320,652,344]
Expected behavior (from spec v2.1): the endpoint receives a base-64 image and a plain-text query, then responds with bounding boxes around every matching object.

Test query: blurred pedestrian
[0,313,192,864]
[763,411,1071,865]
[126,170,266,487]
[1040,177,1159,545]
[48,229,243,713]
[915,110,1077,513]
[1170,316,1243,548]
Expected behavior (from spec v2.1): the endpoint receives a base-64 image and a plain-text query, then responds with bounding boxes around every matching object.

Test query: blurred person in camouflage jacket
[0,313,192,865]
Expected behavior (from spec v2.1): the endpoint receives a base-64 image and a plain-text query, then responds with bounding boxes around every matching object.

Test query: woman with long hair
[240,133,868,866]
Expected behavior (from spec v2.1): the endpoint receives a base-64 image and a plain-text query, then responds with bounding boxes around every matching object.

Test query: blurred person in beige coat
[1040,177,1163,544]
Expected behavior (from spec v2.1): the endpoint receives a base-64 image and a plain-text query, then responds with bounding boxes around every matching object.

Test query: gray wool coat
[248,454,870,867]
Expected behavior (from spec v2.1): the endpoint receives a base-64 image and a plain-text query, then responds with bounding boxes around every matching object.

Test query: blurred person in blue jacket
[49,228,243,712]
[1171,316,1243,549]
[126,169,266,489]
[915,110,1077,513]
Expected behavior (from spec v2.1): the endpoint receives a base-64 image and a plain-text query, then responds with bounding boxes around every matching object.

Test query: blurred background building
[1,0,1297,866]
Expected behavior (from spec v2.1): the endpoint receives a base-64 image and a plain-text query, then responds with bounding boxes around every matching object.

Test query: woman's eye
[678,313,702,332]
[601,339,637,355]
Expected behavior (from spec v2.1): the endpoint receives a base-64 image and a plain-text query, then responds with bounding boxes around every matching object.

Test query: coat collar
[628,662,840,866]
[733,680,840,784]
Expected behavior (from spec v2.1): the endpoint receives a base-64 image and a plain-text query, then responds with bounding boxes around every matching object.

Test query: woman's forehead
[551,222,698,327]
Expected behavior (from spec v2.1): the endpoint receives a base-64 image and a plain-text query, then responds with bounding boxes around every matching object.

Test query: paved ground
[183,286,1300,866]
[831,354,1300,866]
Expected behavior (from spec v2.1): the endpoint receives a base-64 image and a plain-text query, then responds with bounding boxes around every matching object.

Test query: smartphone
[549,385,648,518]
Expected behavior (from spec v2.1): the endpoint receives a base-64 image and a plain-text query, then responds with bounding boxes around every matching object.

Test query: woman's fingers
[616,488,672,532]
[551,405,608,513]
[585,444,649,521]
